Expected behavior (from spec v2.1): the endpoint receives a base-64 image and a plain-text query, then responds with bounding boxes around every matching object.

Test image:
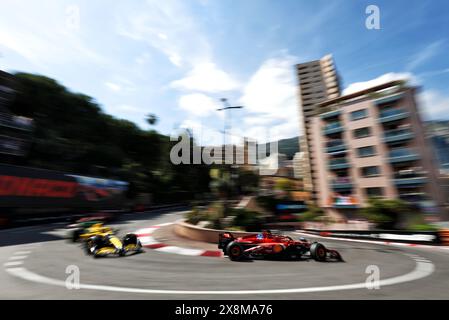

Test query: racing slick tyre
[226,242,245,261]
[71,229,82,243]
[310,242,327,262]
[85,236,102,257]
[123,233,143,253]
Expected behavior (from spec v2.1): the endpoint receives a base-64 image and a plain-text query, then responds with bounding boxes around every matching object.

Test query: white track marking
[156,246,204,256]
[155,222,174,227]
[8,255,27,261]
[135,228,157,235]
[138,236,158,245]
[4,261,23,267]
[5,254,434,295]
[14,251,31,255]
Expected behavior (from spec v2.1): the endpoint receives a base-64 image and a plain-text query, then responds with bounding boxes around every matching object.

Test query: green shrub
[228,208,263,231]
[256,195,278,213]
[185,208,208,225]
[361,198,410,229]
[409,224,439,231]
[297,205,325,222]
[406,214,439,231]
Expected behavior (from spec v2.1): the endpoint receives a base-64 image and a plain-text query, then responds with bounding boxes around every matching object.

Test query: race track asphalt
[1,209,449,299]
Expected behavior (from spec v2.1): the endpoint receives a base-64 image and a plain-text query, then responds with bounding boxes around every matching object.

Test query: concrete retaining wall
[174,219,255,243]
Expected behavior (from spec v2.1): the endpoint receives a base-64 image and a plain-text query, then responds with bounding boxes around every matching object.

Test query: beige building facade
[310,81,446,220]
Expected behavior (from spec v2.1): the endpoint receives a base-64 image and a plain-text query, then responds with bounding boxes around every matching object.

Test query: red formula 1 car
[218,230,343,262]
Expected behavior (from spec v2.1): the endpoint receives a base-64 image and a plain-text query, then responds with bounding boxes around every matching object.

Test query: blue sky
[1,0,448,145]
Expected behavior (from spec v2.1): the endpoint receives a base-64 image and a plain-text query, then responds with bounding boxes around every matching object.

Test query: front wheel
[226,242,244,261]
[310,242,327,262]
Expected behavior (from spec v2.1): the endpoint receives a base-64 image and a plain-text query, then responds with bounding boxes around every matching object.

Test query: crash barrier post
[439,229,449,246]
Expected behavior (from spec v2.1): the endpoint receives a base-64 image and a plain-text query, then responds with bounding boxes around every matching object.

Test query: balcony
[323,122,344,135]
[326,140,346,153]
[331,177,353,190]
[383,128,414,144]
[320,109,341,119]
[388,148,420,163]
[379,108,409,123]
[374,92,404,106]
[328,158,350,170]
[393,171,427,186]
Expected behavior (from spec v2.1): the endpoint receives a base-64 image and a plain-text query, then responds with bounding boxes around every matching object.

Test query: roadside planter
[174,219,255,243]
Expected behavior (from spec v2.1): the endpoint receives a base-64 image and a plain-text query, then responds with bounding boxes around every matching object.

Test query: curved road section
[1,209,448,299]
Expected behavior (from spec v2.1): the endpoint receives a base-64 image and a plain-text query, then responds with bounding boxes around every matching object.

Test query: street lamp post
[216,99,243,205]
[217,98,243,164]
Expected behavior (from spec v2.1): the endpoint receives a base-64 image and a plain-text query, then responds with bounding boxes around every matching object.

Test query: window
[357,146,376,157]
[353,127,371,139]
[350,109,367,121]
[361,166,381,177]
[365,187,384,197]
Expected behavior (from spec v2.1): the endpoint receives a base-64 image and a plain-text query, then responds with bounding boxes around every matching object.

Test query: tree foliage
[361,198,410,229]
[9,73,210,203]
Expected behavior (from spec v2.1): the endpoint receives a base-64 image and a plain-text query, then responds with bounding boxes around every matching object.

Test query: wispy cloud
[0,1,106,69]
[115,0,211,68]
[104,77,136,93]
[406,40,445,71]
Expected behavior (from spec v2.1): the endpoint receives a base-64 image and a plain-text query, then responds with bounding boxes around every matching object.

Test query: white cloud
[238,55,301,140]
[343,72,416,95]
[178,93,219,117]
[171,62,239,93]
[419,90,449,121]
[105,82,122,92]
[344,72,449,121]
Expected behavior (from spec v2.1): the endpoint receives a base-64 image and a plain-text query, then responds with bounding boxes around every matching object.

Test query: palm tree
[146,113,158,126]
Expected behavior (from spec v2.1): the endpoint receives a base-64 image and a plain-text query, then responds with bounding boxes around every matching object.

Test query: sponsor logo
[0,175,78,198]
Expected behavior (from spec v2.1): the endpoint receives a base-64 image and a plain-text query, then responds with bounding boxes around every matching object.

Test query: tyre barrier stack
[439,229,449,246]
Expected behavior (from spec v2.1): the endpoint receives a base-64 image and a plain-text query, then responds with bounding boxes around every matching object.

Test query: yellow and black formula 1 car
[84,232,143,258]
[70,222,115,243]
[69,222,143,258]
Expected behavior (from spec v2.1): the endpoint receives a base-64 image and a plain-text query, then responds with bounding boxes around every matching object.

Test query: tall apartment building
[296,54,342,200]
[310,80,446,220]
[292,151,305,179]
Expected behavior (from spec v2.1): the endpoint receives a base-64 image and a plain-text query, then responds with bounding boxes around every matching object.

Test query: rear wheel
[227,242,244,261]
[310,242,327,262]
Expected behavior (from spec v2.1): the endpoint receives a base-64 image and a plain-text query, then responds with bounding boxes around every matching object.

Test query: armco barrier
[439,229,449,245]
[303,229,441,245]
